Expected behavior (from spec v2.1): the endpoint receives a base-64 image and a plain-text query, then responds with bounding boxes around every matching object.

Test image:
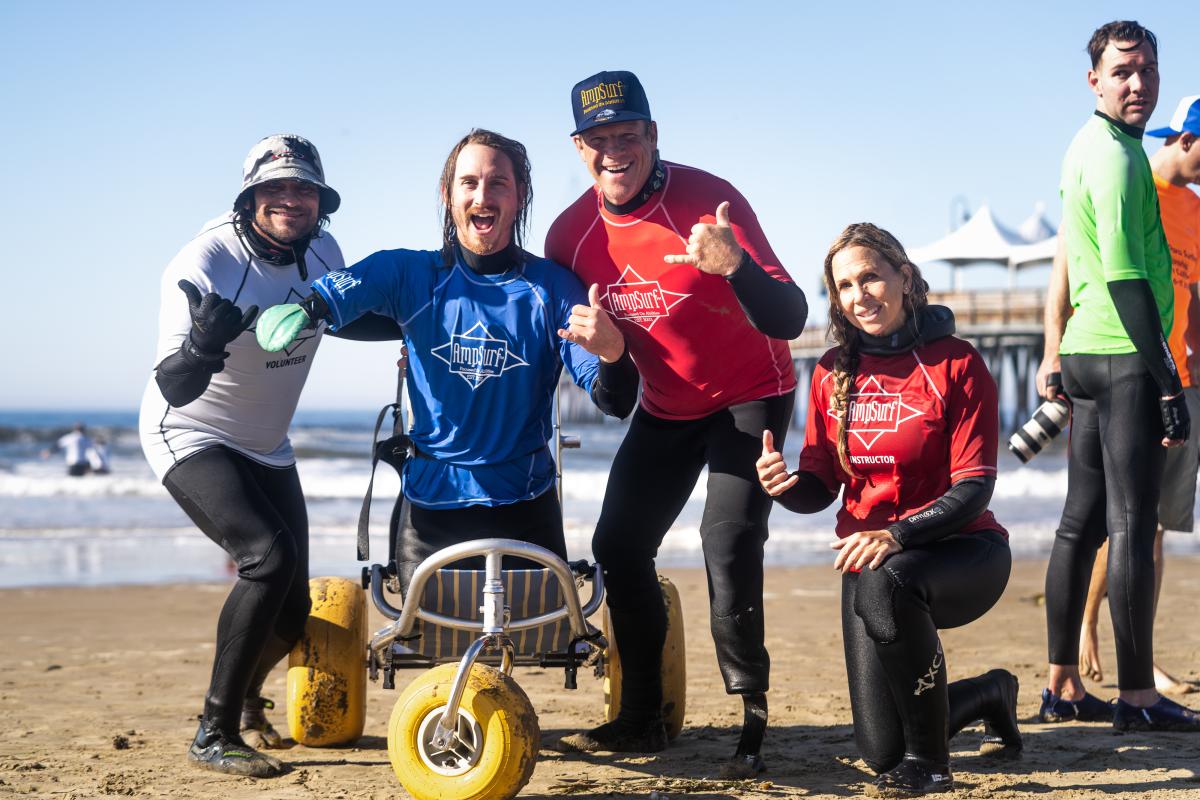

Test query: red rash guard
[546,161,797,419]
[798,336,1005,540]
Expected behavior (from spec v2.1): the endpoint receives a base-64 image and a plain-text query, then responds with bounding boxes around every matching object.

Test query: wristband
[179,336,228,371]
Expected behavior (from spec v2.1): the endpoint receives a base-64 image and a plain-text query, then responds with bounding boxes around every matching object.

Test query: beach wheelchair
[284,383,687,799]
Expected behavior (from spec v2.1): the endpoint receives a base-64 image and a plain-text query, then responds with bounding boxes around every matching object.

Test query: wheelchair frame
[363,538,606,751]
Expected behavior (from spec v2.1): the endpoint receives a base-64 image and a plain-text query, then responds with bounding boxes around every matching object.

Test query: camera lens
[1008,398,1070,463]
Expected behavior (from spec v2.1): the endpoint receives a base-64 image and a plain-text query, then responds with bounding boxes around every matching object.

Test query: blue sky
[2,1,1196,409]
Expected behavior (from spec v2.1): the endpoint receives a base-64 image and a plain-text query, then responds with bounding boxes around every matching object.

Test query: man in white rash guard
[139,134,399,777]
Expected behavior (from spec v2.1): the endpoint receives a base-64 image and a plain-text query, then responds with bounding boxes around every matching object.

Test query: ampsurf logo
[602,266,689,331]
[431,321,528,389]
[323,270,361,298]
[827,375,923,450]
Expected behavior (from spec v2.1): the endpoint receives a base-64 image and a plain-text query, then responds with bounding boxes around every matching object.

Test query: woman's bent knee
[853,567,903,645]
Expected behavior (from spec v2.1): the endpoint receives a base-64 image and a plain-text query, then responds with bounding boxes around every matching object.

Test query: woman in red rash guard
[756,223,1020,797]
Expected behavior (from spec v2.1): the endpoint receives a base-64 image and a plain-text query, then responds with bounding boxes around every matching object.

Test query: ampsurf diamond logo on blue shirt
[431,321,529,389]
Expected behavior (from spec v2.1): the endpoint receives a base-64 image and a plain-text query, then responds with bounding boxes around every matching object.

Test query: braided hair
[822,223,929,478]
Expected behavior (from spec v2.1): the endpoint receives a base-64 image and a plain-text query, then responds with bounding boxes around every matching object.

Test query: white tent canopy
[1017,202,1056,243]
[1009,236,1058,269]
[908,204,1026,267]
[908,203,1057,288]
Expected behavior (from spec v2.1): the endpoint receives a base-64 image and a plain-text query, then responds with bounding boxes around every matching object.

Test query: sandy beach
[2,558,1199,799]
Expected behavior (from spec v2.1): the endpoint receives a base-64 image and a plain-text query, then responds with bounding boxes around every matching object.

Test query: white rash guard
[139,213,344,481]
[56,431,92,467]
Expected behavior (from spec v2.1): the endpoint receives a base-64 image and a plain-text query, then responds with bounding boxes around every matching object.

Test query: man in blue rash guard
[258,129,638,586]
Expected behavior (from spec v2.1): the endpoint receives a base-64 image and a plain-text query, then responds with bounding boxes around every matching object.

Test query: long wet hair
[438,129,533,260]
[822,223,929,478]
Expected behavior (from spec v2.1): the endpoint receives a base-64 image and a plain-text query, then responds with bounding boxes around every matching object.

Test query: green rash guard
[1059,113,1173,356]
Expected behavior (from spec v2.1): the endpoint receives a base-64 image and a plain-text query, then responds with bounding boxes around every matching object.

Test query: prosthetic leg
[712,605,770,777]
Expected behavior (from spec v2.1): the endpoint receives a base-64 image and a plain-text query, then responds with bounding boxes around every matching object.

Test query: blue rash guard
[312,249,601,509]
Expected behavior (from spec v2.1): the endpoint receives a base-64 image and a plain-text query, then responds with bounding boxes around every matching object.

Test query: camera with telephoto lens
[1007,372,1071,463]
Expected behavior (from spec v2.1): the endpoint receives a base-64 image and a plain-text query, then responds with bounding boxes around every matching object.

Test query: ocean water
[2,410,1197,588]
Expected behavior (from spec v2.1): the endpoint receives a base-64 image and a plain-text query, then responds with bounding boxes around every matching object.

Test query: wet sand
[2,558,1199,799]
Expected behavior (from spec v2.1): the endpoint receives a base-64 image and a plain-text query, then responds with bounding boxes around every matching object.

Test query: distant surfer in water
[43,422,93,477]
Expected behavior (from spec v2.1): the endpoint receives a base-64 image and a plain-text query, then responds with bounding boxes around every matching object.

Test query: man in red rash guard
[548,70,807,775]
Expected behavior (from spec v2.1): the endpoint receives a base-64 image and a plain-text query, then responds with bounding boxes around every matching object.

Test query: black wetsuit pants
[592,392,794,718]
[843,530,1010,772]
[163,446,311,736]
[1045,353,1166,691]
[394,489,568,593]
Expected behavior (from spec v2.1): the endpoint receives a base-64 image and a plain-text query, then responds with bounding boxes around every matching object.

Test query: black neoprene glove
[1161,393,1191,442]
[177,279,258,367]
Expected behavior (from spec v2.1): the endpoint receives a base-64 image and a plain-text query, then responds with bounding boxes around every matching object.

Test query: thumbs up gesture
[756,430,798,496]
[663,201,744,276]
[557,283,626,363]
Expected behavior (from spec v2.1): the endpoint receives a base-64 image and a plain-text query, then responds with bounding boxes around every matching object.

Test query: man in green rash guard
[1040,19,1200,733]
[1059,72,1173,359]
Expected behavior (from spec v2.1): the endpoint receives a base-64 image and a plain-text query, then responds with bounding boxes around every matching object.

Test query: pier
[558,290,1047,431]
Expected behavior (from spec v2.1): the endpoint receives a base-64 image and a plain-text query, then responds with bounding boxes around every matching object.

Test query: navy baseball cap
[1147,95,1200,138]
[570,70,652,136]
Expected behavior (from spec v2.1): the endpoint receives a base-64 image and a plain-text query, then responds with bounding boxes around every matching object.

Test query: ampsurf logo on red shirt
[828,376,923,450]
[602,266,689,331]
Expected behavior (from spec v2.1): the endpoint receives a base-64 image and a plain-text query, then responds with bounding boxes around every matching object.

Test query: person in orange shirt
[1075,94,1200,695]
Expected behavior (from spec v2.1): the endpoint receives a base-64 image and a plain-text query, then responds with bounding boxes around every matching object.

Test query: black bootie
[557,716,668,753]
[188,717,284,778]
[868,756,953,797]
[948,669,1022,758]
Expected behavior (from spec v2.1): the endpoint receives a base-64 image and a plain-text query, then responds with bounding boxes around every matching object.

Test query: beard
[453,208,512,255]
[254,208,317,244]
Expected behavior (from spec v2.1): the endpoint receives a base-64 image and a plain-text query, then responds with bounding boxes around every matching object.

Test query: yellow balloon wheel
[388,663,539,800]
[286,576,367,746]
[603,574,687,739]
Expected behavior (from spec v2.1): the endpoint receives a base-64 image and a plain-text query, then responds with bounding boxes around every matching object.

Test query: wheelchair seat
[398,567,586,662]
